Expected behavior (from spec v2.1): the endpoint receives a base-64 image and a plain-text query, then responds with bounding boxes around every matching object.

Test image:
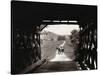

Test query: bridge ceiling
[12,1,97,27]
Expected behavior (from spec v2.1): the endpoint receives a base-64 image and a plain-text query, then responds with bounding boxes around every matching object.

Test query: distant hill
[40,30,59,41]
[40,30,71,41]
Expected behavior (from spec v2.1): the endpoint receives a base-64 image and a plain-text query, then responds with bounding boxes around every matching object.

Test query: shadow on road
[32,61,78,73]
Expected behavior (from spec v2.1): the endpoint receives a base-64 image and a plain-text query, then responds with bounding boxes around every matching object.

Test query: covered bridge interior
[11,1,97,74]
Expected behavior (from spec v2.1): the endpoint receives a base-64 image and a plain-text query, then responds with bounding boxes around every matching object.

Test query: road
[32,61,78,73]
[30,41,79,73]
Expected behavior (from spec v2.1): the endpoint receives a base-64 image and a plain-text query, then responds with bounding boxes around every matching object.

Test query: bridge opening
[40,23,80,62]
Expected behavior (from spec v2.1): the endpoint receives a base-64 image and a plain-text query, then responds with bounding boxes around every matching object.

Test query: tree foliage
[57,35,66,41]
[70,29,80,49]
[69,29,80,60]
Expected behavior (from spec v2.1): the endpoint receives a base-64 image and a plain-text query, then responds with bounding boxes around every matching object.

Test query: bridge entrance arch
[11,1,97,74]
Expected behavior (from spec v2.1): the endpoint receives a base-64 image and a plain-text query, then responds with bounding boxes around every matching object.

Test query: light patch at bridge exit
[43,25,79,35]
[49,51,72,62]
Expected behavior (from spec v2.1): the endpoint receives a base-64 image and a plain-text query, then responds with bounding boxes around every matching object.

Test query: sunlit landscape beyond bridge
[29,33,79,73]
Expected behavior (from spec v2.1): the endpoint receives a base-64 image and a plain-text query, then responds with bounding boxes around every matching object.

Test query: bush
[70,29,79,49]
[57,35,66,41]
[69,29,80,60]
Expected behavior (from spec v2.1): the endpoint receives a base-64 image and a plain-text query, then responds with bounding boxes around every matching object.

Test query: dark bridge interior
[11,1,97,74]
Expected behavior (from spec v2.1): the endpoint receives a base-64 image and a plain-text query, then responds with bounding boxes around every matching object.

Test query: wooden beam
[42,22,78,25]
[40,25,48,31]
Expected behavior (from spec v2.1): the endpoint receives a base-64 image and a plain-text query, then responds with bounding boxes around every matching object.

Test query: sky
[43,24,79,35]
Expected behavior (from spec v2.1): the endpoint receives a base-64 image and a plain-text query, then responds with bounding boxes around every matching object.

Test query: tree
[69,29,80,60]
[70,30,79,48]
[57,35,66,41]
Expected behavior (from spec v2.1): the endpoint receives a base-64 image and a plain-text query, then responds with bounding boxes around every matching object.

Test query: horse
[56,46,64,54]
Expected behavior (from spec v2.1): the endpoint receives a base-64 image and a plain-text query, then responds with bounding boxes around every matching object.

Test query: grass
[41,37,75,60]
[41,40,63,60]
[63,38,75,60]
